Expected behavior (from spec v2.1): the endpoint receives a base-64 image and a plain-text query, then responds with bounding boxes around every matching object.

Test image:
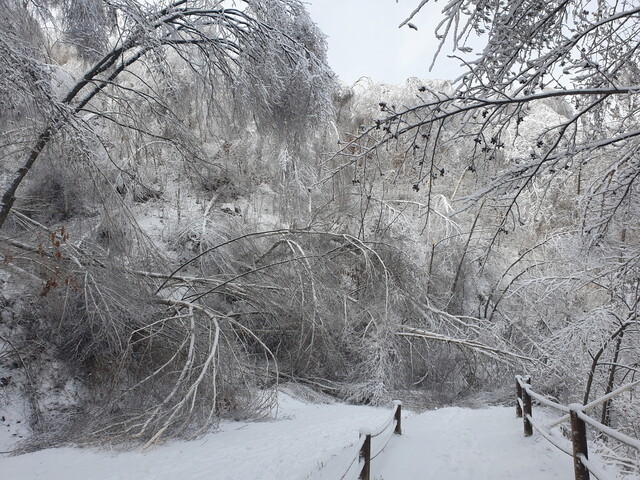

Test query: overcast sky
[304,0,468,85]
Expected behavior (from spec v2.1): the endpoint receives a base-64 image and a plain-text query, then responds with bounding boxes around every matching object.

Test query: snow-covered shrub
[7,233,277,447]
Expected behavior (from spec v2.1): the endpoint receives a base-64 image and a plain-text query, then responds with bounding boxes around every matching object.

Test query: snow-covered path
[0,393,392,480]
[1,396,577,480]
[373,406,571,479]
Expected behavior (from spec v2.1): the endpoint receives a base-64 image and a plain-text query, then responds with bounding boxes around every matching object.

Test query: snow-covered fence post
[359,428,372,480]
[569,405,591,480]
[393,400,402,435]
[521,376,533,437]
[516,376,523,418]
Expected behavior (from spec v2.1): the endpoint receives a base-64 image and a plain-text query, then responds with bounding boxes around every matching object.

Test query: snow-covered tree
[0,0,339,446]
[349,0,637,239]
[341,0,640,408]
[0,0,335,229]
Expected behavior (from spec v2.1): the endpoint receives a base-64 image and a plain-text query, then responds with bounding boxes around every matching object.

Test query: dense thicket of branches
[0,0,517,450]
[0,0,334,228]
[0,0,637,465]
[0,0,346,447]
[335,0,639,452]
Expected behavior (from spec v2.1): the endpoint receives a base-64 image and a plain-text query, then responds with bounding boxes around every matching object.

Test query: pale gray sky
[304,0,468,85]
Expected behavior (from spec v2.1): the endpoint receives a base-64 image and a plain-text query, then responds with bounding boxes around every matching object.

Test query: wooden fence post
[516,376,523,418]
[522,376,533,437]
[569,405,591,480]
[359,428,371,480]
[393,400,402,435]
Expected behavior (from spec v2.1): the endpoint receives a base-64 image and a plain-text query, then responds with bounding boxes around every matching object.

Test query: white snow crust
[373,406,572,479]
[0,392,595,480]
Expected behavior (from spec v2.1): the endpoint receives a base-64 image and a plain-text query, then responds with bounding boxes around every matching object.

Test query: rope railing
[546,380,640,429]
[337,435,367,480]
[337,400,403,480]
[527,413,573,456]
[371,421,398,460]
[516,375,640,480]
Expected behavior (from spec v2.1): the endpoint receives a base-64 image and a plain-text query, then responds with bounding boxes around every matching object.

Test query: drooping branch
[397,325,537,365]
[0,0,330,230]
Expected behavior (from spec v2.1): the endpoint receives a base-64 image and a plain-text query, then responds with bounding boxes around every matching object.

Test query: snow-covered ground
[0,390,392,480]
[374,406,571,479]
[0,390,614,480]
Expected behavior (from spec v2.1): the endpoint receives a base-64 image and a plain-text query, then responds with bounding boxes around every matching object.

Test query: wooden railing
[338,400,402,480]
[516,375,640,480]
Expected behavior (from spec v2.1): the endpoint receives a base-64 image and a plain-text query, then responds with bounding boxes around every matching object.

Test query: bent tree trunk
[0,128,54,230]
[0,48,146,231]
[0,1,278,231]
